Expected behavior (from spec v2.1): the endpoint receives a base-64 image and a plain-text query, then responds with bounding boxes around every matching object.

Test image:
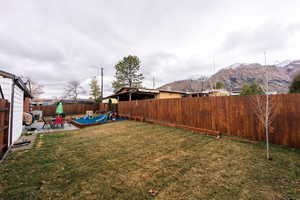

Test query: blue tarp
[73,114,126,125]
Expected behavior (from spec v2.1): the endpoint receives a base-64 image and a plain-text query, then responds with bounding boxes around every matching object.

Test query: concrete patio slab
[11,134,37,152]
[10,122,78,153]
[30,122,79,133]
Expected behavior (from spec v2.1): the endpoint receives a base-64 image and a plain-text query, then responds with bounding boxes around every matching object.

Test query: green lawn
[0,121,300,200]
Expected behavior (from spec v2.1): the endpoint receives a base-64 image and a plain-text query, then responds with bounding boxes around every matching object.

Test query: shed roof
[0,69,33,98]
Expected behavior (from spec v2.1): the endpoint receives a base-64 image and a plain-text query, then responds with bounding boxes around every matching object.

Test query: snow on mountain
[275,60,292,67]
[225,63,245,69]
[159,59,300,93]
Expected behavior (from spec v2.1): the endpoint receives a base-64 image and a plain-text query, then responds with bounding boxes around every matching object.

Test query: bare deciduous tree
[22,77,44,98]
[250,53,279,160]
[63,80,85,101]
[250,94,279,159]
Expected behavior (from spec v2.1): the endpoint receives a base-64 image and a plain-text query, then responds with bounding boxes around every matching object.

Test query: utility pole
[210,57,216,90]
[101,67,104,101]
[152,76,155,89]
[213,57,216,89]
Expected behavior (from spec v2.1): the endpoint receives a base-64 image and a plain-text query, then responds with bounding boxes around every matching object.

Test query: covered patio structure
[105,87,159,101]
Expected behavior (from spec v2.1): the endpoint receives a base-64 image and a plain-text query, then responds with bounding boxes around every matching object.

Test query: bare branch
[21,77,44,98]
[63,80,85,101]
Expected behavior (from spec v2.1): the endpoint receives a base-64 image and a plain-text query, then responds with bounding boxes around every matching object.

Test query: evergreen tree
[240,82,264,96]
[289,72,300,93]
[89,77,101,102]
[215,82,225,89]
[112,55,144,92]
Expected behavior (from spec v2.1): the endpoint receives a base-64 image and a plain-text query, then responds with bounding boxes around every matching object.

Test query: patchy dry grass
[0,121,300,200]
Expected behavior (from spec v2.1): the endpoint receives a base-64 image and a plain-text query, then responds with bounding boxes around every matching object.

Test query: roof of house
[158,89,187,94]
[105,87,158,99]
[105,87,188,99]
[0,69,32,98]
[0,70,15,79]
[187,89,230,94]
[115,87,160,94]
[61,99,95,103]
[187,91,210,94]
[231,88,243,92]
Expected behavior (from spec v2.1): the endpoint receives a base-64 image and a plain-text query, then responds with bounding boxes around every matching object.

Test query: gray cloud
[220,22,299,54]
[0,0,300,97]
[0,32,65,64]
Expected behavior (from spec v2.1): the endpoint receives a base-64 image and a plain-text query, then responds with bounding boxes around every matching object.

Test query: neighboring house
[104,87,187,101]
[266,91,278,95]
[230,88,243,96]
[156,89,187,99]
[31,98,56,106]
[105,87,233,102]
[61,99,95,104]
[0,70,32,148]
[208,89,230,96]
[187,89,230,97]
[186,91,209,97]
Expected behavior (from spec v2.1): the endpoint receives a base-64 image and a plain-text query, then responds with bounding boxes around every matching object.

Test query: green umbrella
[56,102,63,114]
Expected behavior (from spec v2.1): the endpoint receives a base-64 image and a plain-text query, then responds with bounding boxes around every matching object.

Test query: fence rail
[118,94,300,149]
[0,99,10,157]
[32,103,99,116]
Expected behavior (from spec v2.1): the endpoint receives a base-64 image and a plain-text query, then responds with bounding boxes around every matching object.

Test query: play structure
[71,112,126,128]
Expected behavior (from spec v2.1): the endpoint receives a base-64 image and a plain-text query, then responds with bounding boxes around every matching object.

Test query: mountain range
[159,60,300,93]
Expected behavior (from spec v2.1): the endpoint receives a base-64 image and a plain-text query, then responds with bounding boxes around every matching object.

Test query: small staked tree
[250,93,279,160]
[63,80,85,101]
[89,77,101,102]
[250,54,279,160]
[112,55,144,92]
[289,72,300,93]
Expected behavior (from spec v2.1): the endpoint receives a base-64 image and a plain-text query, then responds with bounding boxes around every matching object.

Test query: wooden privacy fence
[0,99,10,157]
[118,94,300,149]
[33,103,99,116]
[99,103,118,113]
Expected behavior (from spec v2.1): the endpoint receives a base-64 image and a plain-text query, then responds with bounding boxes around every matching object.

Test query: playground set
[70,111,126,128]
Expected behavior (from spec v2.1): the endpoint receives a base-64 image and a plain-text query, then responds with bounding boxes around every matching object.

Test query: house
[187,89,230,97]
[208,89,230,96]
[102,98,118,104]
[156,89,187,99]
[31,98,56,106]
[230,88,243,96]
[104,87,187,101]
[61,99,95,104]
[186,91,209,97]
[0,70,32,149]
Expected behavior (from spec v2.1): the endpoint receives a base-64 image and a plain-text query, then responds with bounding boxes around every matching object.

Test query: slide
[95,114,107,122]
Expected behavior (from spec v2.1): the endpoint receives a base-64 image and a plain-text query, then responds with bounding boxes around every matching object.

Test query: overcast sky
[1,0,300,98]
